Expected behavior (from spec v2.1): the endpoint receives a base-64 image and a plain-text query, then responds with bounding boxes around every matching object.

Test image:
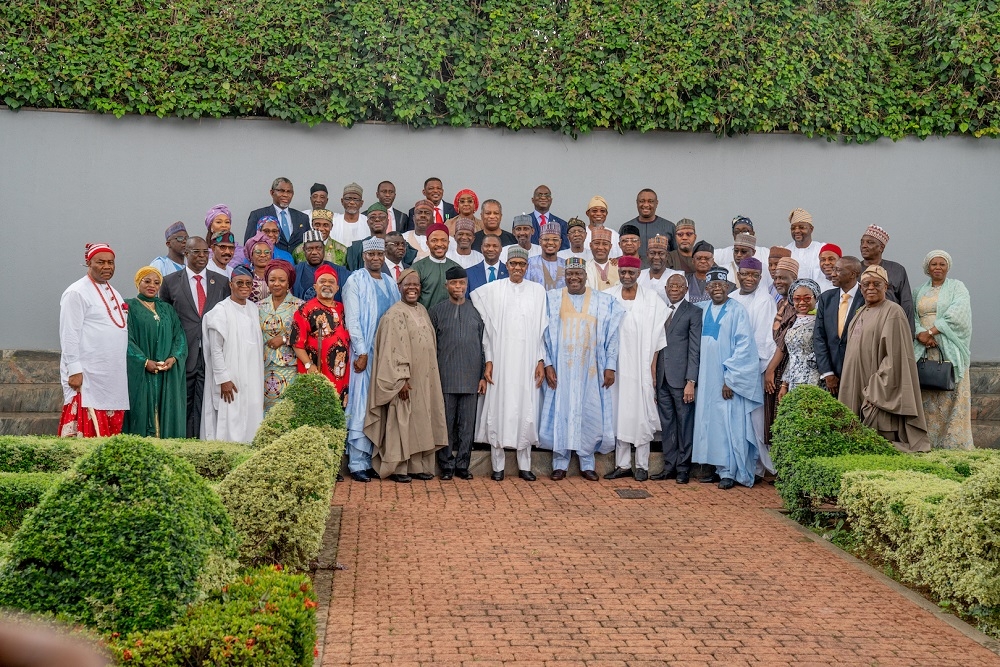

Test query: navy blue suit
[466,261,509,295]
[529,212,569,250]
[244,205,310,254]
[813,286,864,379]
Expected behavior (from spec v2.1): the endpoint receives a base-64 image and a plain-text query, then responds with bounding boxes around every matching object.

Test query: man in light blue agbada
[692,266,763,489]
[342,237,400,482]
[539,258,625,481]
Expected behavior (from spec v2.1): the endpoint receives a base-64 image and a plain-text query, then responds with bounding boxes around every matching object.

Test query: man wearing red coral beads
[58,243,130,437]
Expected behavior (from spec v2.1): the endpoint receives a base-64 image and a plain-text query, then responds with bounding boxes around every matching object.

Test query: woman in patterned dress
[259,260,302,412]
[777,278,822,402]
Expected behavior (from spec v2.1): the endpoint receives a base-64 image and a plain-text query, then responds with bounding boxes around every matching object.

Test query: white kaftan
[201,298,264,443]
[785,240,827,283]
[637,268,684,304]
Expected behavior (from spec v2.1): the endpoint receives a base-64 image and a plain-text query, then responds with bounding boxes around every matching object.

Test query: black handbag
[917,356,955,391]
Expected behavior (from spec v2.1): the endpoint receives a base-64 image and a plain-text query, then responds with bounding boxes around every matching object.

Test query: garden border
[312,505,342,667]
[765,509,1000,657]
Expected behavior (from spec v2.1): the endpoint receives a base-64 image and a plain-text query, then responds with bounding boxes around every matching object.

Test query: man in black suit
[405,177,456,231]
[652,274,702,484]
[529,184,569,249]
[243,177,310,253]
[158,236,230,438]
[376,180,410,233]
[814,255,864,397]
[381,231,416,280]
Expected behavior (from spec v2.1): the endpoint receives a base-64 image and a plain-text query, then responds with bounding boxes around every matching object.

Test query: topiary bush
[253,373,346,449]
[778,454,963,523]
[218,426,337,570]
[0,436,88,473]
[770,385,898,482]
[0,472,58,536]
[0,435,239,633]
[105,565,317,666]
[917,448,1000,478]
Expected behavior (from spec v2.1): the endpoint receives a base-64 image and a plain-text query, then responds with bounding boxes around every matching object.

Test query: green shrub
[0,436,88,473]
[219,426,337,570]
[771,385,897,481]
[106,565,316,666]
[0,472,58,536]
[917,449,1000,478]
[253,373,346,449]
[0,436,239,633]
[778,454,964,522]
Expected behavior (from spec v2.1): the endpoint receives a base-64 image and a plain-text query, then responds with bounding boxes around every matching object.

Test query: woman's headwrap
[923,249,953,275]
[264,259,296,287]
[789,278,821,301]
[244,231,274,260]
[256,215,280,232]
[453,189,479,211]
[205,204,232,230]
[133,266,162,290]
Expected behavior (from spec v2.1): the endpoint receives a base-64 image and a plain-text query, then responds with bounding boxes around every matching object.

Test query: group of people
[58,177,975,488]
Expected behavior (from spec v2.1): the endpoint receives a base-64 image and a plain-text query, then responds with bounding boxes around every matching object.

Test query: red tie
[394,265,401,280]
[540,213,547,226]
[194,275,207,316]
[435,208,444,225]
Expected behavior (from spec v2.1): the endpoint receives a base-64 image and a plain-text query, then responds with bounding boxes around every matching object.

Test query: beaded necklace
[88,276,127,328]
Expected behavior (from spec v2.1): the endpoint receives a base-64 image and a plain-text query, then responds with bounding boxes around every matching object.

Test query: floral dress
[781,314,820,391]
[259,293,303,412]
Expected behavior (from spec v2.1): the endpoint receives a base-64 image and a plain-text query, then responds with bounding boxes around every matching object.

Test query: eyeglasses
[171,235,189,243]
[791,296,814,303]
[343,196,362,203]
[252,249,272,257]
[534,193,552,198]
[187,249,209,256]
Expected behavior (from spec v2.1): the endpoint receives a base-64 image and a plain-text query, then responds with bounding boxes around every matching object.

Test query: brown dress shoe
[581,470,600,481]
[550,469,567,481]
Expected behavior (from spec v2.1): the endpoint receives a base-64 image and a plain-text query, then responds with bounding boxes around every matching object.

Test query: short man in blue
[539,258,625,481]
[692,266,763,489]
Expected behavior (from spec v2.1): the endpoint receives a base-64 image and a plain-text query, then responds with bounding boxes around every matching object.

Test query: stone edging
[312,505,342,667]
[765,509,1000,657]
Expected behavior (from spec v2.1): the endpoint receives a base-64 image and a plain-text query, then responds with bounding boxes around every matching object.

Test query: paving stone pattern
[324,478,1000,666]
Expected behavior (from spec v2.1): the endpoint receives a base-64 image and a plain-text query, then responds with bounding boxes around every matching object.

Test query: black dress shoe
[518,470,536,482]
[676,473,690,484]
[550,469,566,481]
[366,468,381,480]
[634,469,648,482]
[603,467,634,480]
[650,470,677,481]
[440,471,454,481]
[336,472,344,482]
[581,470,600,482]
[718,478,736,490]
[350,471,370,483]
[491,470,505,481]
[412,472,434,481]
[698,472,721,484]
[389,474,412,483]
[456,469,473,480]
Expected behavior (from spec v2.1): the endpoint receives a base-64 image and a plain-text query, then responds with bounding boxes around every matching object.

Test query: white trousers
[615,439,650,470]
[491,446,532,472]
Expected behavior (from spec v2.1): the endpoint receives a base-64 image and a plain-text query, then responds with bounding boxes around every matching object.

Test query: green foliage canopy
[1,0,998,141]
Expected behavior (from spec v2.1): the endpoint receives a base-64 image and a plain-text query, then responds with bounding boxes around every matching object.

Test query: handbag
[917,356,955,391]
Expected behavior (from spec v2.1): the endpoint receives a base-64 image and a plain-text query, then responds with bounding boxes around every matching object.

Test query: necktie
[194,275,207,316]
[435,207,444,225]
[540,213,547,226]
[394,265,401,280]
[280,210,291,239]
[488,266,496,282]
[665,304,676,330]
[838,292,850,336]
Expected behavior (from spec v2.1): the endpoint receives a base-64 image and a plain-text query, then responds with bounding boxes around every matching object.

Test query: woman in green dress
[260,260,303,412]
[124,266,188,438]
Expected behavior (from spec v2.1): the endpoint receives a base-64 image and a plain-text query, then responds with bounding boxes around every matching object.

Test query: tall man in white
[471,246,547,481]
[58,243,130,437]
[201,266,264,443]
[604,256,668,481]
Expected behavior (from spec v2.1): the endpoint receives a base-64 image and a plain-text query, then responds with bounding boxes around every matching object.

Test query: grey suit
[655,299,702,475]
[159,269,230,437]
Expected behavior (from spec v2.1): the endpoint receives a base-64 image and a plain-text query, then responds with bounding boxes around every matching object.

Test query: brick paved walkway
[323,477,1000,666]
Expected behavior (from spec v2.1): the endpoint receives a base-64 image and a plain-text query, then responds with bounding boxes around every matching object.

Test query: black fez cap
[310,183,328,194]
[692,240,715,255]
[445,266,468,281]
[619,224,640,238]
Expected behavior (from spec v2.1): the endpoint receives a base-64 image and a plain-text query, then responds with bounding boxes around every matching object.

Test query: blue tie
[280,210,291,239]
[488,266,496,282]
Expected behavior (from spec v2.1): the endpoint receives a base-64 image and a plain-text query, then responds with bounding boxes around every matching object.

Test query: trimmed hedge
[771,385,897,482]
[253,373,346,449]
[106,565,316,666]
[219,426,338,569]
[778,454,963,523]
[0,436,239,633]
[917,448,1000,478]
[0,472,58,536]
[1,0,998,141]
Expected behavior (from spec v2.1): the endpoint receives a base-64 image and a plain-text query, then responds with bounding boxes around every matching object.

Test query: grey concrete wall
[1,108,997,358]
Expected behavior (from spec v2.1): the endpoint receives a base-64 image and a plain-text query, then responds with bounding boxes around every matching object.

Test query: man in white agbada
[58,243,130,438]
[604,256,668,481]
[638,234,683,303]
[784,208,827,283]
[729,257,777,475]
[201,267,264,443]
[471,246,547,482]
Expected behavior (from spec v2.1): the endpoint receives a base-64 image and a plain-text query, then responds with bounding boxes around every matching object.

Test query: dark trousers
[185,358,205,439]
[437,393,477,473]
[657,381,695,474]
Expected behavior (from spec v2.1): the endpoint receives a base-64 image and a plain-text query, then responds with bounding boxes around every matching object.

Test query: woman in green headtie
[123,266,188,438]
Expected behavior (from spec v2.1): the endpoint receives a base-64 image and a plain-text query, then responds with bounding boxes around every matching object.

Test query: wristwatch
[304,362,312,370]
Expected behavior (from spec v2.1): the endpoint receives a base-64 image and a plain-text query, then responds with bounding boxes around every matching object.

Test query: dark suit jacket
[159,269,230,374]
[381,259,413,277]
[465,260,509,295]
[655,299,702,390]
[243,205,310,253]
[529,211,569,250]
[813,286,864,378]
[404,202,457,232]
[390,208,410,233]
[346,236,418,272]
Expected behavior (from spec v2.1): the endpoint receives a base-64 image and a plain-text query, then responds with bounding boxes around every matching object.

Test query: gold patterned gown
[917,288,973,449]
